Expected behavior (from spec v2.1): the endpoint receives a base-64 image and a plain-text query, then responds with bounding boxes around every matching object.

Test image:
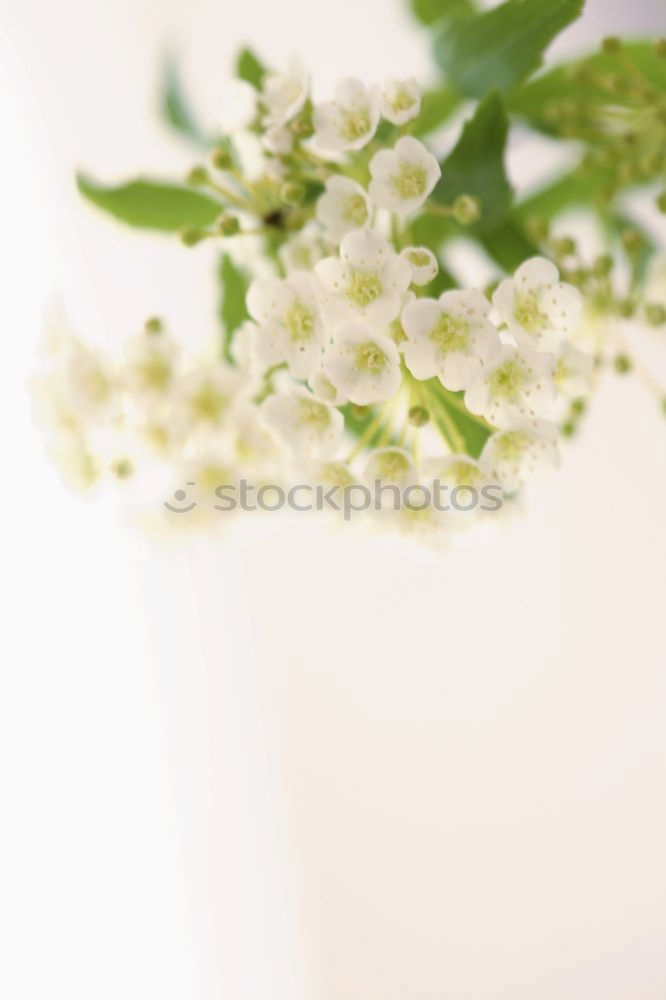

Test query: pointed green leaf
[236,48,266,89]
[219,254,250,361]
[433,92,513,234]
[77,174,221,231]
[160,54,208,147]
[410,0,474,27]
[410,85,462,137]
[434,0,585,98]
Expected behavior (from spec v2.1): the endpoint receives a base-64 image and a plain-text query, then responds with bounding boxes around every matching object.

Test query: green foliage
[160,54,208,147]
[424,382,491,457]
[409,0,474,27]
[236,47,266,89]
[76,174,221,231]
[218,254,250,361]
[434,0,585,97]
[410,85,461,137]
[433,93,513,234]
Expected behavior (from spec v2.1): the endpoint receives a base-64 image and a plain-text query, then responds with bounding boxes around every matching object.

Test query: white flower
[309,367,348,406]
[422,454,493,492]
[382,291,415,351]
[382,77,421,125]
[313,78,381,152]
[492,256,583,352]
[464,345,557,428]
[316,176,371,244]
[369,137,440,216]
[220,79,258,133]
[32,336,118,429]
[400,246,438,286]
[402,290,502,390]
[229,319,265,374]
[247,271,329,379]
[123,330,180,407]
[364,447,417,487]
[315,228,411,326]
[279,222,327,274]
[263,125,294,155]
[554,342,594,399]
[323,323,401,405]
[171,364,245,440]
[261,387,343,458]
[480,419,559,492]
[261,60,309,127]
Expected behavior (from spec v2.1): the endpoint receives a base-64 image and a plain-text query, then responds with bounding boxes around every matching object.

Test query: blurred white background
[1,0,666,998]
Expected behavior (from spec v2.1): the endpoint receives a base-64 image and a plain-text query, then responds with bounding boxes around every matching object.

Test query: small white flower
[247,271,329,379]
[480,419,559,492]
[261,387,343,458]
[422,454,493,492]
[323,323,401,405]
[279,222,327,274]
[229,319,265,374]
[554,342,594,399]
[123,330,180,407]
[382,77,421,125]
[32,335,118,429]
[313,78,382,152]
[493,256,583,352]
[316,176,371,244]
[171,364,245,440]
[364,447,417,488]
[309,367,348,406]
[263,125,294,155]
[315,228,411,326]
[400,246,439,286]
[369,137,440,216]
[382,291,415,351]
[261,60,309,127]
[464,345,557,428]
[402,290,502,390]
[220,79,258,133]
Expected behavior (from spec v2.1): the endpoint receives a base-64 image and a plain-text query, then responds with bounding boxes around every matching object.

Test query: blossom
[464,345,557,428]
[261,60,309,127]
[364,447,417,487]
[171,364,245,440]
[322,323,401,405]
[554,342,594,399]
[315,228,411,326]
[279,222,327,274]
[123,329,180,407]
[313,78,382,152]
[493,256,583,352]
[402,290,502,390]
[247,271,328,379]
[220,79,258,132]
[422,454,493,492]
[400,246,439,287]
[382,77,421,125]
[261,387,343,458]
[309,367,348,406]
[263,125,294,155]
[369,137,440,215]
[316,176,371,244]
[480,420,559,492]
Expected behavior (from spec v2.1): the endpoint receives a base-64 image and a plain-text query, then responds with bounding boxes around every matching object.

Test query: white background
[1,0,666,998]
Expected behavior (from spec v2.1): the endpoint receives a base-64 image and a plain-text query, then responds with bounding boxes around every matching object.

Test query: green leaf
[77,174,221,231]
[160,54,207,147]
[423,381,491,457]
[236,48,266,89]
[514,162,617,223]
[410,0,474,27]
[434,0,585,98]
[433,92,513,234]
[508,41,666,135]
[218,254,250,361]
[480,218,540,271]
[410,85,462,137]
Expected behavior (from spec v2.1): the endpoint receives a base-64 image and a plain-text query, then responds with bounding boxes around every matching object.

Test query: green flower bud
[561,420,576,438]
[551,236,576,257]
[617,299,635,318]
[655,39,666,58]
[621,228,641,253]
[280,181,306,206]
[613,353,632,374]
[408,405,430,427]
[217,214,241,236]
[602,36,622,53]
[186,166,209,186]
[452,194,481,225]
[210,147,233,170]
[180,226,205,247]
[646,303,666,326]
[593,254,613,277]
[657,191,666,214]
[570,397,586,416]
[144,316,163,334]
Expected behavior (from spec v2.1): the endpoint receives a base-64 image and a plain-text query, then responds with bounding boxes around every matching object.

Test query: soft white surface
[1,0,666,998]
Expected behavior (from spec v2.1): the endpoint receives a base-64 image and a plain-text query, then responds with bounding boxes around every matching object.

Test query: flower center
[354,340,387,375]
[347,269,383,308]
[405,249,430,268]
[343,194,369,226]
[393,164,427,199]
[375,450,410,481]
[285,302,316,342]
[298,398,331,429]
[391,89,415,114]
[82,366,110,403]
[495,431,528,460]
[190,382,229,422]
[137,351,172,391]
[447,461,482,486]
[342,108,371,141]
[487,360,528,401]
[430,313,468,354]
[514,292,547,333]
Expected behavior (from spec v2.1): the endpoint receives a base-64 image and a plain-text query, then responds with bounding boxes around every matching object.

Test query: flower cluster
[32,66,598,542]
